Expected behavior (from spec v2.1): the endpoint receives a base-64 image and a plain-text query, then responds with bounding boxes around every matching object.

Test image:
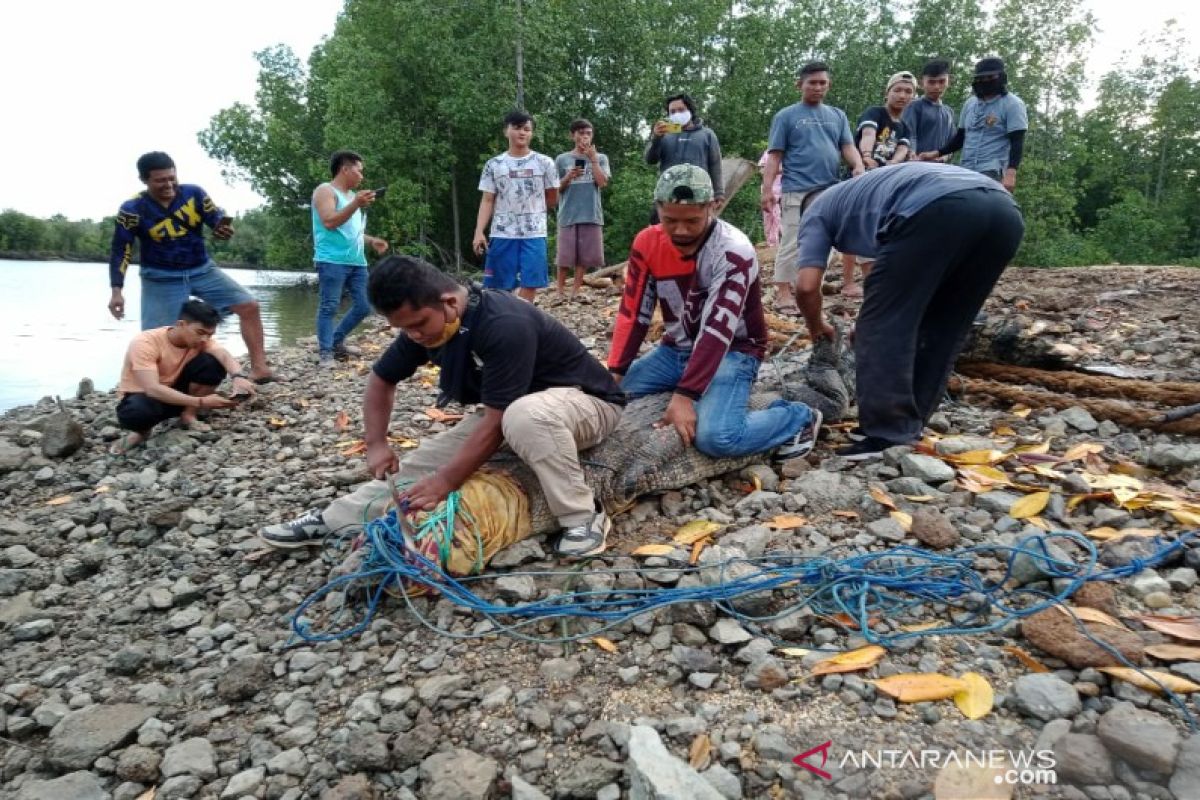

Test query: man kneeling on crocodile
[608,164,822,459]
[260,255,626,557]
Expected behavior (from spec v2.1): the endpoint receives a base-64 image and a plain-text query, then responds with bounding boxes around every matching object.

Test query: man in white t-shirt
[473,110,558,302]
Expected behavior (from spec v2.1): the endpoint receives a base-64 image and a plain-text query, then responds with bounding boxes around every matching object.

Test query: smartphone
[574,158,586,169]
[372,186,388,199]
[218,215,233,227]
[663,122,683,134]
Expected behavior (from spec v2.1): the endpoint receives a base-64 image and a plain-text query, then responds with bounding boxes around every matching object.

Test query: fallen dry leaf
[869,484,897,510]
[93,485,111,494]
[334,410,350,431]
[811,645,886,676]
[903,494,936,502]
[1009,491,1051,519]
[873,673,968,703]
[689,734,712,771]
[1062,441,1105,461]
[1055,605,1128,629]
[1084,526,1160,542]
[1136,615,1200,642]
[899,621,941,632]
[1002,645,1050,673]
[631,544,676,557]
[953,672,994,720]
[890,510,913,532]
[831,510,860,519]
[591,636,619,654]
[778,647,813,658]
[947,449,1007,465]
[822,612,880,628]
[45,495,73,506]
[268,417,289,428]
[1011,404,1032,418]
[1098,667,1200,694]
[1145,643,1200,661]
[766,514,808,529]
[993,424,1017,437]
[424,407,464,423]
[340,442,367,457]
[1067,492,1112,511]
[957,464,1011,487]
[135,788,157,800]
[1171,509,1200,526]
[674,519,723,544]
[1012,440,1052,455]
[1025,516,1051,531]
[689,539,710,565]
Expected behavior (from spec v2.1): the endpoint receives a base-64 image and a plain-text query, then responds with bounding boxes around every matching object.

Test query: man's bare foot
[841,282,863,298]
[109,431,145,456]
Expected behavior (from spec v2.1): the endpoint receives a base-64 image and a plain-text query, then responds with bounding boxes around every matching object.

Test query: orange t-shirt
[118,328,229,395]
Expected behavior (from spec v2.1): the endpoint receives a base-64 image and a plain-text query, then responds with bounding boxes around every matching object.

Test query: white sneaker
[776,409,823,460]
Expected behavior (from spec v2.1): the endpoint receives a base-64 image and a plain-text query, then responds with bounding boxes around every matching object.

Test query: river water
[0,260,320,413]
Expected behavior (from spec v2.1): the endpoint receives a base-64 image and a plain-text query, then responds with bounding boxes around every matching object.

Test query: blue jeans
[139,261,254,330]
[622,346,813,457]
[316,261,371,354]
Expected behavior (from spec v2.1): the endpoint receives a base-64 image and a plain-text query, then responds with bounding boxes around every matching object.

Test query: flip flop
[108,432,144,456]
[774,304,802,317]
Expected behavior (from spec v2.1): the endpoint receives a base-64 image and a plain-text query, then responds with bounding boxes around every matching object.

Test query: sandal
[774,302,802,317]
[108,432,145,456]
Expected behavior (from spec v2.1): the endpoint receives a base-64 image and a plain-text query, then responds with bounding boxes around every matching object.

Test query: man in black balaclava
[918,57,1028,192]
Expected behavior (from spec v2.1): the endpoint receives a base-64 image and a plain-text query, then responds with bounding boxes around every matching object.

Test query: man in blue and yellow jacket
[107,151,276,382]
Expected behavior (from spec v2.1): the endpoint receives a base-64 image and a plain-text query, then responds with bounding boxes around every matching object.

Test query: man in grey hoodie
[645,92,724,219]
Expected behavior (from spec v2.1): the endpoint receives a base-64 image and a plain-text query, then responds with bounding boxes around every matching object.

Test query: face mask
[668,110,692,126]
[426,309,462,349]
[972,78,1003,98]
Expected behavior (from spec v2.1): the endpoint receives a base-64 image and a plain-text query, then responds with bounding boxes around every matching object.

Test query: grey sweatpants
[322,388,623,532]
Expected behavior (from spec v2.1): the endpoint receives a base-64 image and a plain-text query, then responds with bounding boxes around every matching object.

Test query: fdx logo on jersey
[147,197,208,242]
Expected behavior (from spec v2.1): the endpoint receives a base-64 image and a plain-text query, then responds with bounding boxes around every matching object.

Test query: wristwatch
[230,372,247,380]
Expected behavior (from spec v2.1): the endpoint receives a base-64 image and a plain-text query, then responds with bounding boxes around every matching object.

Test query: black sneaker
[555,510,611,558]
[259,508,330,548]
[332,341,352,361]
[835,436,893,461]
[776,409,823,459]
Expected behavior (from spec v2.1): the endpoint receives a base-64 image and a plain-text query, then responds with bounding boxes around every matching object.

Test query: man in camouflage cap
[606,165,822,459]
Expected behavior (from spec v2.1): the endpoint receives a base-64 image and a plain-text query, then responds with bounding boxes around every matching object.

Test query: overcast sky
[0,0,1195,221]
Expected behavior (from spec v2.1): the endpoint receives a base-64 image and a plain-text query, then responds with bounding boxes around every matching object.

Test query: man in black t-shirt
[259,256,626,558]
[840,71,916,297]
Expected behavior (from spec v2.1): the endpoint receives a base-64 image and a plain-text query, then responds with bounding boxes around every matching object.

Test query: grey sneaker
[318,352,336,368]
[776,409,823,460]
[259,508,330,548]
[555,510,611,558]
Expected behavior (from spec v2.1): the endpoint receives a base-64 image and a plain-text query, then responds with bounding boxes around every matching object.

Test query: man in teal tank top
[312,150,389,366]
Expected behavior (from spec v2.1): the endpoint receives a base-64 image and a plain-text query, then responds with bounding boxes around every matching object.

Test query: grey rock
[416,673,469,705]
[1054,733,1114,785]
[116,744,162,783]
[865,516,907,543]
[710,619,752,645]
[47,703,153,770]
[789,470,863,515]
[161,737,217,781]
[1170,734,1200,800]
[1127,570,1172,599]
[267,747,310,777]
[320,774,377,800]
[1101,535,1175,568]
[703,763,743,800]
[722,525,771,557]
[754,732,794,762]
[1146,443,1200,470]
[1009,536,1073,586]
[217,655,267,701]
[910,508,961,550]
[13,618,55,641]
[555,756,623,797]
[975,491,1022,514]
[488,539,546,568]
[540,657,582,683]
[158,775,203,799]
[1096,702,1180,774]
[496,574,538,602]
[1166,567,1199,591]
[510,775,550,800]
[40,412,85,458]
[0,441,29,474]
[934,436,996,455]
[341,729,390,771]
[1059,406,1099,431]
[743,657,788,691]
[1011,674,1082,721]
[222,766,266,798]
[418,748,498,800]
[672,645,719,675]
[898,454,955,484]
[16,771,110,800]
[626,725,723,800]
[109,647,149,676]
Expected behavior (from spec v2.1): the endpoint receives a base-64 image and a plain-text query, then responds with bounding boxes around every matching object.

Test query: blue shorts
[139,260,255,330]
[483,237,548,290]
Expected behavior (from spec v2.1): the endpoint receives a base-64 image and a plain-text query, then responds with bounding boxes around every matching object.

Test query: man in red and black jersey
[607,165,821,459]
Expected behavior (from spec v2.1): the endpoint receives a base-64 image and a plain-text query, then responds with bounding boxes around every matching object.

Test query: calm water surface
[0,260,320,413]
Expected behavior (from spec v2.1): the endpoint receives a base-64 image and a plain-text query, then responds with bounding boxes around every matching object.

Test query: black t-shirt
[372,287,626,410]
[855,106,912,166]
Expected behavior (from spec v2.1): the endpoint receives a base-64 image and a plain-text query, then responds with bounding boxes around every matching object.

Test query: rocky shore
[1,260,1199,800]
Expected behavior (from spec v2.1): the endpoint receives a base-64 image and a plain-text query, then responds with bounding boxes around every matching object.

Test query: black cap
[974,57,1005,77]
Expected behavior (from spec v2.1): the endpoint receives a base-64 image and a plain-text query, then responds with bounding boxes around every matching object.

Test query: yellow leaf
[993,424,1017,437]
[135,789,157,800]
[689,734,712,771]
[766,514,808,530]
[778,647,813,658]
[45,495,73,506]
[1067,492,1110,511]
[873,673,968,703]
[1062,442,1105,461]
[674,519,723,545]
[631,544,676,557]
[1011,404,1032,418]
[890,511,913,532]
[1012,440,1051,455]
[957,465,1011,486]
[1171,509,1200,526]
[903,494,936,502]
[390,437,419,449]
[1082,473,1143,492]
[1098,667,1200,694]
[1112,486,1140,506]
[424,407,464,423]
[1025,516,1051,531]
[948,449,1007,465]
[831,510,860,519]
[953,672,994,720]
[1002,645,1050,673]
[1145,643,1200,661]
[869,484,897,509]
[591,636,619,654]
[1055,605,1128,629]
[268,417,288,427]
[1024,464,1065,480]
[1009,491,1051,519]
[751,474,762,492]
[899,621,941,632]
[811,645,886,676]
[1086,527,1160,542]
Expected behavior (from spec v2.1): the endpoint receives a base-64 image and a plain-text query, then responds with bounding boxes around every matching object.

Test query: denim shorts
[139,260,255,330]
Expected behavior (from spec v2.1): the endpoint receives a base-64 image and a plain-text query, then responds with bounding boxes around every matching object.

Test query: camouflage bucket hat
[653,164,714,204]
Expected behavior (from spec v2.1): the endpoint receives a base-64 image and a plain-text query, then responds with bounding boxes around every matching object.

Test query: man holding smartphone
[107,151,278,382]
[312,150,390,366]
[554,119,611,299]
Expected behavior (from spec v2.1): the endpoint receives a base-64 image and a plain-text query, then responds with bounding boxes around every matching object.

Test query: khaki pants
[774,189,825,285]
[322,387,623,532]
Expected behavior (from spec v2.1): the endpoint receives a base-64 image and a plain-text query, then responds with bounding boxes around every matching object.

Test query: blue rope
[290,519,1198,727]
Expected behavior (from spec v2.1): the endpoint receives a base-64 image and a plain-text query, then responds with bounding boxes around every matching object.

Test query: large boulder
[46,704,154,770]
